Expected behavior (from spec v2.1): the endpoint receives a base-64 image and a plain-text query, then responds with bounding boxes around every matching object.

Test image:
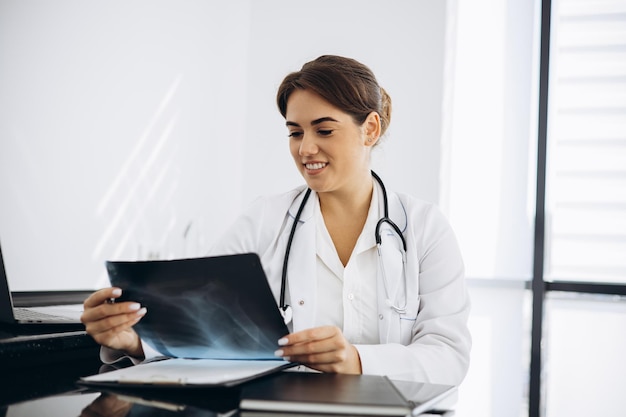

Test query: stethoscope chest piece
[279,305,293,325]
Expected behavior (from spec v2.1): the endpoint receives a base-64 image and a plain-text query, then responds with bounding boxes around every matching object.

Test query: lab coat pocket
[377,226,405,306]
[399,296,419,345]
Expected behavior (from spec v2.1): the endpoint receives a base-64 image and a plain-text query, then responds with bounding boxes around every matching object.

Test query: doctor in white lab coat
[81,54,471,387]
[209,180,471,386]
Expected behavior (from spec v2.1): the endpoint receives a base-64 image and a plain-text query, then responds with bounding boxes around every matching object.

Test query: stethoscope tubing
[279,187,311,316]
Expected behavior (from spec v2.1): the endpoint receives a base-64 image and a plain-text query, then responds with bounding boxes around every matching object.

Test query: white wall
[242,0,447,203]
[0,0,252,290]
[0,0,447,291]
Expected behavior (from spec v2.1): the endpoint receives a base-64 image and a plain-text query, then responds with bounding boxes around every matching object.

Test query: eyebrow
[286,117,340,128]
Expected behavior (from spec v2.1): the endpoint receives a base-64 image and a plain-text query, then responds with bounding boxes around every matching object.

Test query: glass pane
[455,283,531,417]
[545,0,626,283]
[544,293,626,416]
[440,0,539,280]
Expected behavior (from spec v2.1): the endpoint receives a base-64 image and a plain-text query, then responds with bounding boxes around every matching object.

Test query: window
[443,0,626,416]
[541,0,626,415]
[545,0,626,284]
[442,1,540,415]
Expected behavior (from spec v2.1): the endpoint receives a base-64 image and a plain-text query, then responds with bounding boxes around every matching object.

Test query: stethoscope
[278,170,408,325]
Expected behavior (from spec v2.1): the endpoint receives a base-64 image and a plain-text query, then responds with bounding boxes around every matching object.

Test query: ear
[362,112,381,147]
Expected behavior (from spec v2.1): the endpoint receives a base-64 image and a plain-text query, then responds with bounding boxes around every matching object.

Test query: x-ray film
[106,253,289,360]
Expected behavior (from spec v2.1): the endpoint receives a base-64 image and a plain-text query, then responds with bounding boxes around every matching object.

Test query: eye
[288,131,303,139]
[317,129,333,136]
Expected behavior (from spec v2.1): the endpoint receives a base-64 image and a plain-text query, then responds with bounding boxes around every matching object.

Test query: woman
[81,55,471,385]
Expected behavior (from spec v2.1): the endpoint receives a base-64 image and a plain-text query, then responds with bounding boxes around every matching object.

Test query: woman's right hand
[81,287,147,358]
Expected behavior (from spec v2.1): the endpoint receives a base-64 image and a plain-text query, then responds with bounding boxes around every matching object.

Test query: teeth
[305,163,326,170]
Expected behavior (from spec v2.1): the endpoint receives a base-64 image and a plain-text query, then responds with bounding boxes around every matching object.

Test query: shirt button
[347,293,354,300]
[298,300,305,306]
[379,314,384,320]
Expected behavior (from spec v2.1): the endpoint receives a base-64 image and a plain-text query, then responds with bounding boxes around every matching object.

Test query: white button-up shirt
[313,191,379,345]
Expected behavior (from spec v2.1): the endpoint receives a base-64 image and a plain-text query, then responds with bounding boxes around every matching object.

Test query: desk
[0,329,101,406]
[0,334,454,416]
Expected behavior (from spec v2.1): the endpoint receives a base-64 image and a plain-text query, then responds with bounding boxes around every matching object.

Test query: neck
[317,173,374,266]
[318,174,373,219]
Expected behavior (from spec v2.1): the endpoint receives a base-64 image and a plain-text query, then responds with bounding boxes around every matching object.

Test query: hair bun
[379,87,392,137]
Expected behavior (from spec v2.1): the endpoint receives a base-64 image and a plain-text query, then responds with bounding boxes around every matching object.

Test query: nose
[299,132,318,156]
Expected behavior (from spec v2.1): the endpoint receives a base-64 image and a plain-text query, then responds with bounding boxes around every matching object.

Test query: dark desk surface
[1,358,455,416]
[0,328,241,412]
[2,358,455,417]
[1,354,242,415]
[0,331,454,417]
[0,329,101,406]
[1,293,454,416]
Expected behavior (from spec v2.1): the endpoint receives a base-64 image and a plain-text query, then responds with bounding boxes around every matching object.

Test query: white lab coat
[208,181,471,386]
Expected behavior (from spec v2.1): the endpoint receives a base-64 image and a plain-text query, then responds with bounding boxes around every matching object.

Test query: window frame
[529,1,626,416]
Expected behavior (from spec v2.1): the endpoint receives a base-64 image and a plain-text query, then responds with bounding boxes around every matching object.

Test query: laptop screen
[0,244,17,323]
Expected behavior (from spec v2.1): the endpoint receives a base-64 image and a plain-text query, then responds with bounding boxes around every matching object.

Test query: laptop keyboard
[14,307,78,322]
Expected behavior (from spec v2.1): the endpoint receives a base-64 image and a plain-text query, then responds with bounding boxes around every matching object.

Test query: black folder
[239,372,455,416]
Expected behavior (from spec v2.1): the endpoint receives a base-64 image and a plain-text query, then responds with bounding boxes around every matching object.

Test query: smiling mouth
[304,162,327,170]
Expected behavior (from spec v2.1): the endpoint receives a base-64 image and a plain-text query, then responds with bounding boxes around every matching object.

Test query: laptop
[0,243,85,330]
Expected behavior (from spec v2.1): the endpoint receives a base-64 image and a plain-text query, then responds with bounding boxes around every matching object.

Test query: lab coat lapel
[374,183,409,344]
[285,190,317,333]
[387,188,408,234]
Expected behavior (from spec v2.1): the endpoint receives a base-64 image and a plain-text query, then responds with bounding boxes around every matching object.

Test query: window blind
[545,0,626,283]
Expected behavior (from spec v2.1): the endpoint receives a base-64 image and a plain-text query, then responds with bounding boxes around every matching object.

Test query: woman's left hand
[275,325,362,374]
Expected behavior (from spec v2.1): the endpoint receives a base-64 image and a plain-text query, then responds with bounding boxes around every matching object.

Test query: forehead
[285,89,348,123]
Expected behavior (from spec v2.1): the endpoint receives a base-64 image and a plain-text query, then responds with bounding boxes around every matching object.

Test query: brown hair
[276,55,392,139]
